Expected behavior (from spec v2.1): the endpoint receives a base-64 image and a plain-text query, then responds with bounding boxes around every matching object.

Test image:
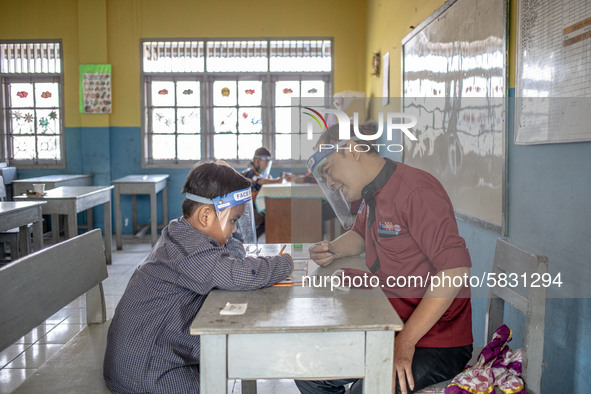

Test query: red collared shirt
[352,160,472,347]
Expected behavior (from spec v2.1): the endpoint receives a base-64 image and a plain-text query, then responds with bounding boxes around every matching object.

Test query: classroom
[1,0,590,393]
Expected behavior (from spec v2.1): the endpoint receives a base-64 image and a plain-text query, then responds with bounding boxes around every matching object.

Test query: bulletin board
[402,0,507,233]
[515,0,591,144]
[79,64,112,114]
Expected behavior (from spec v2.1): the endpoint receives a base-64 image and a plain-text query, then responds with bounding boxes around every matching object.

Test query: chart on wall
[79,64,112,114]
[515,0,591,144]
[402,0,507,233]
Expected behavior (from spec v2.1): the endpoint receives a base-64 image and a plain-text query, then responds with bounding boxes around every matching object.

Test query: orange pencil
[279,244,287,254]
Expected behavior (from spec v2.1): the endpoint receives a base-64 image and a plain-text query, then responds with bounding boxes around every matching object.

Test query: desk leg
[67,212,78,239]
[18,225,29,257]
[114,185,122,250]
[200,335,227,394]
[363,331,394,393]
[162,185,168,228]
[32,218,43,252]
[51,214,60,244]
[87,208,94,230]
[131,195,138,234]
[150,190,157,246]
[104,200,112,265]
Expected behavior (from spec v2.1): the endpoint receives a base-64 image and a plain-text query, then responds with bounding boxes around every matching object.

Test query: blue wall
[458,92,591,393]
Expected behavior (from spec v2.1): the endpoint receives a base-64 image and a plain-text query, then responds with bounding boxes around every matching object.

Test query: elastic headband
[185,187,252,211]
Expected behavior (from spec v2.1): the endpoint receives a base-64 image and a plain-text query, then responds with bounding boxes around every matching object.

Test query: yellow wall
[1,0,367,127]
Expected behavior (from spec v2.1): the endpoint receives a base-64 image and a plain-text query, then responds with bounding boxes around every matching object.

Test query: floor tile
[37,324,86,344]
[0,368,37,393]
[0,345,28,369]
[5,344,62,369]
[15,325,56,345]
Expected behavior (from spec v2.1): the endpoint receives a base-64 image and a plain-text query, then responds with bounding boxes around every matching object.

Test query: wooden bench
[0,229,112,393]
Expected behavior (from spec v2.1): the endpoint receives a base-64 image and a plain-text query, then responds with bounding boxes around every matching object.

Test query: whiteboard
[516,0,591,144]
[402,0,507,233]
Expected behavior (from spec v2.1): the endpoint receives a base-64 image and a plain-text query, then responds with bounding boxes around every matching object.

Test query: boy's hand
[309,241,337,266]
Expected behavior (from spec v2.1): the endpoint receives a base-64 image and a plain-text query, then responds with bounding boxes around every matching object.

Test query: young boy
[242,147,285,194]
[242,147,287,237]
[103,161,293,393]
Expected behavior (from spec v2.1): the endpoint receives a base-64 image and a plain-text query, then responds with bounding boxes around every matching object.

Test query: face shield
[186,187,257,246]
[307,148,356,230]
[254,154,273,178]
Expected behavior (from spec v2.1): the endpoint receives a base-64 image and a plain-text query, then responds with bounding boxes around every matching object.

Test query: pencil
[327,249,338,256]
[279,244,287,254]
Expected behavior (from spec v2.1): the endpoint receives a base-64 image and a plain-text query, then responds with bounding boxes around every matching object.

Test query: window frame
[0,39,65,169]
[140,37,334,169]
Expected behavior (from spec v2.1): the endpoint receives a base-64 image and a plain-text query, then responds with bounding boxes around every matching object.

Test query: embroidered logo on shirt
[378,221,399,236]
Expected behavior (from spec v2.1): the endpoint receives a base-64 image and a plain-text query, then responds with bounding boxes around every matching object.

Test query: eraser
[294,243,303,249]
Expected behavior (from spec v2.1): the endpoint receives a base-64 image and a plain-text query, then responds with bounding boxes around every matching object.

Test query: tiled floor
[0,237,301,393]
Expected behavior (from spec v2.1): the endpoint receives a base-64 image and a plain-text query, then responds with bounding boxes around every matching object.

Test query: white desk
[12,174,93,196]
[15,186,113,264]
[191,244,403,394]
[0,201,46,255]
[112,174,169,248]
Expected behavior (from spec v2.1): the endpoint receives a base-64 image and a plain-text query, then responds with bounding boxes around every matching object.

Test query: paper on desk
[220,302,248,315]
[273,259,309,286]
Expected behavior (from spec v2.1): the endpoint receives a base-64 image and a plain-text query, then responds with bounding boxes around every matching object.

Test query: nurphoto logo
[302,107,418,153]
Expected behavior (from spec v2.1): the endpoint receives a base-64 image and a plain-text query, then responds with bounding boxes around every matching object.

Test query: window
[141,38,332,167]
[0,41,64,167]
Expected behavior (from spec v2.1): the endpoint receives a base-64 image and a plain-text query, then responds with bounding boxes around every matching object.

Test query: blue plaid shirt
[103,217,292,393]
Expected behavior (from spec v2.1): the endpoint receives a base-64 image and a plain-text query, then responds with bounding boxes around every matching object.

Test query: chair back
[0,175,6,200]
[486,238,548,394]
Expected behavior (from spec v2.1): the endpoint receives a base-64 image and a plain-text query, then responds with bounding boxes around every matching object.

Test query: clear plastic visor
[307,149,355,230]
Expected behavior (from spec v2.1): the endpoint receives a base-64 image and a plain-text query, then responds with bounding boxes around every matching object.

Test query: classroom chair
[416,238,548,394]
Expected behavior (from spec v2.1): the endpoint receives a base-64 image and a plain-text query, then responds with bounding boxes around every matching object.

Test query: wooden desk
[255,183,325,243]
[0,201,46,255]
[12,174,93,196]
[112,174,169,248]
[15,186,113,264]
[191,244,403,394]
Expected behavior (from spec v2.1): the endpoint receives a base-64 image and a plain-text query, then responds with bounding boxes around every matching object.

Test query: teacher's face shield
[307,148,356,230]
[254,155,273,178]
[186,187,257,245]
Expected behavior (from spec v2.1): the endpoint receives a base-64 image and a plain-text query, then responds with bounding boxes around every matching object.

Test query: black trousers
[294,344,472,394]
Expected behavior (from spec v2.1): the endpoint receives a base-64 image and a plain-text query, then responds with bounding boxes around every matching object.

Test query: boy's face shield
[186,187,257,246]
[307,148,355,230]
[255,155,273,178]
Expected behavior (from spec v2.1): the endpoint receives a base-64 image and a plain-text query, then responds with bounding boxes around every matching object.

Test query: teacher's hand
[309,240,337,266]
[392,336,415,394]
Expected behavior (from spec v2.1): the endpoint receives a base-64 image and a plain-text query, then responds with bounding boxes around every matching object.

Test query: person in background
[242,147,288,237]
[295,124,472,394]
[104,161,293,393]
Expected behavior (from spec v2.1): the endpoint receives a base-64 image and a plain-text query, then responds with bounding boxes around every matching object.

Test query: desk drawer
[227,331,365,379]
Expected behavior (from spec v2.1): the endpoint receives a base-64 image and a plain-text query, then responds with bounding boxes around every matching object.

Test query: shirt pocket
[376,232,417,259]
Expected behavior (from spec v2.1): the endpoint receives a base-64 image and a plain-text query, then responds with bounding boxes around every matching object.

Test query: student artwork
[79,64,112,114]
[245,89,255,95]
[41,91,52,98]
[183,89,193,95]
[158,89,168,95]
[283,88,293,94]
[221,87,230,96]
[16,91,28,98]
